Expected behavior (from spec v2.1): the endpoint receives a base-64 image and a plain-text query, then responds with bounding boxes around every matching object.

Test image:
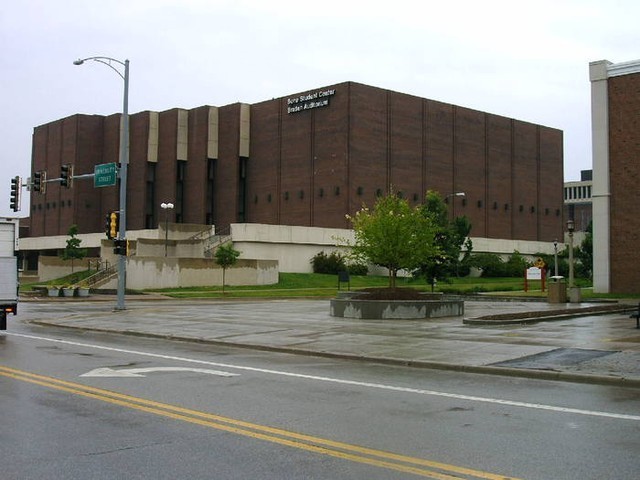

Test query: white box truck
[0,218,19,330]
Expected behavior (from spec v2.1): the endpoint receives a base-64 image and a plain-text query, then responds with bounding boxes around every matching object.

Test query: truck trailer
[0,218,19,330]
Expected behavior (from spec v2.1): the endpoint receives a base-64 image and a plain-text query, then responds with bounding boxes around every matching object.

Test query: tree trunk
[222,267,226,294]
[389,268,397,289]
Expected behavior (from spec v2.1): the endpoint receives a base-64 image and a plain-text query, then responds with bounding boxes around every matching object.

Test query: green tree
[214,243,241,293]
[449,215,473,276]
[60,224,87,273]
[575,221,593,279]
[416,190,473,286]
[347,191,438,288]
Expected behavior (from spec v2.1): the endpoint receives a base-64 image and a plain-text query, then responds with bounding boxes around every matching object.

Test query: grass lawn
[26,270,631,301]
[20,270,95,291]
[144,273,564,299]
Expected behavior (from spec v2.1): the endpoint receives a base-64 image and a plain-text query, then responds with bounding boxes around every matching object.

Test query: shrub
[347,262,368,276]
[468,253,505,277]
[468,251,537,278]
[504,251,530,277]
[311,251,347,274]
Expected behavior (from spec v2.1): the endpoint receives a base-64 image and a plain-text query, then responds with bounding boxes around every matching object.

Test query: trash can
[547,276,567,303]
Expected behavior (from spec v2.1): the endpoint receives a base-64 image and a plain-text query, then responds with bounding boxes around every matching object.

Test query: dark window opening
[206,158,216,225]
[175,160,186,223]
[238,157,247,222]
[145,162,156,229]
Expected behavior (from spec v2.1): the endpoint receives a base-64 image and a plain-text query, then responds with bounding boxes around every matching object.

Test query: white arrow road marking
[80,367,239,378]
[9,332,640,422]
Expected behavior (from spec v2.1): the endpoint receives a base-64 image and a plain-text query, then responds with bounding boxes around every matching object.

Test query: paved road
[12,297,640,387]
[3,320,640,479]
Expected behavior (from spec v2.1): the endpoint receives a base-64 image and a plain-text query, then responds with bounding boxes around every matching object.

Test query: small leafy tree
[214,243,241,293]
[347,191,438,288]
[60,224,87,273]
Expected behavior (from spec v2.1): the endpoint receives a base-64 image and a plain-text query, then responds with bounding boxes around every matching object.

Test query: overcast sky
[1,0,638,218]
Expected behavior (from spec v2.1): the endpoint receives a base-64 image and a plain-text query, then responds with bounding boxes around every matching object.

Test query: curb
[464,305,637,325]
[30,319,640,389]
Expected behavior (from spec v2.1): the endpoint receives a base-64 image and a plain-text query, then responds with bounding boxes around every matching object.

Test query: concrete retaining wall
[231,223,561,274]
[37,256,101,282]
[231,223,354,273]
[123,257,278,290]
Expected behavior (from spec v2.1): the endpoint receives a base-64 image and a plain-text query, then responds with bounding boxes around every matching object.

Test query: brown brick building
[29,82,564,242]
[590,60,640,294]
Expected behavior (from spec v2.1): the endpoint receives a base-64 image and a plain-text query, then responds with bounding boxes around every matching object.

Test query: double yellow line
[0,365,519,479]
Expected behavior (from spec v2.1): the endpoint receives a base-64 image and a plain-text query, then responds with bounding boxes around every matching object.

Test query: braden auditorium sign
[286,89,336,114]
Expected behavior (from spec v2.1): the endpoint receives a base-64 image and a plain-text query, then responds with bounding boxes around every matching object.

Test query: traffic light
[60,164,74,188]
[32,170,47,194]
[106,211,119,240]
[113,239,128,256]
[9,176,21,212]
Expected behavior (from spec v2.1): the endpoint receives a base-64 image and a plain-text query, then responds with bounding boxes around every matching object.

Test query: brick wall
[608,72,640,293]
[29,82,564,243]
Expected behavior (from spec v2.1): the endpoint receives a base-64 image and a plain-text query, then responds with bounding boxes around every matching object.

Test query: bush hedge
[311,251,368,275]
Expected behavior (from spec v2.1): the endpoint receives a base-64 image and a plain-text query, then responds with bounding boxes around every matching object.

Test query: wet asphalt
[18,295,640,388]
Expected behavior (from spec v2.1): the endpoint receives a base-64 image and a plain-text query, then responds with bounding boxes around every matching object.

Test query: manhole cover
[492,348,617,370]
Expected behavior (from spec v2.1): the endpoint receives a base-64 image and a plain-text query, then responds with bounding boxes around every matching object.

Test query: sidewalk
[23,296,640,388]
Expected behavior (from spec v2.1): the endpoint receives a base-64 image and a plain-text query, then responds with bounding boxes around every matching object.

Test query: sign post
[525,266,546,292]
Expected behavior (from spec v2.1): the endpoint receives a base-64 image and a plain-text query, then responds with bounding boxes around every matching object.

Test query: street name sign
[94,162,118,187]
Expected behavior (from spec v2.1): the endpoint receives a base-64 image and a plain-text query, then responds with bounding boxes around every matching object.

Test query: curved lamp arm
[73,56,127,81]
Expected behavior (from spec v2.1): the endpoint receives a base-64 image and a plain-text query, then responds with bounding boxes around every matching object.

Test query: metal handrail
[82,264,118,288]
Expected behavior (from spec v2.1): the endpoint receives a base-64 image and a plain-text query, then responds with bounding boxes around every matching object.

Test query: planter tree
[214,243,241,294]
[60,224,87,273]
[347,191,439,288]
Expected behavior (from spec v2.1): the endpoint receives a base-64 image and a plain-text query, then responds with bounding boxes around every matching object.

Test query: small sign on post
[524,266,546,292]
[94,163,118,188]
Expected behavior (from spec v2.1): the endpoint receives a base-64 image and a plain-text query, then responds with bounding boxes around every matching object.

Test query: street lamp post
[160,202,174,257]
[566,219,581,303]
[567,220,575,288]
[74,56,129,310]
[553,238,559,277]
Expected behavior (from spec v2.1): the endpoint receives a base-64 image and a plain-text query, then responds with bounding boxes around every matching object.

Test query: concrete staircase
[82,264,118,289]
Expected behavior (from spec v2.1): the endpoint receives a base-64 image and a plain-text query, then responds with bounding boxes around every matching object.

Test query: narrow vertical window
[238,157,248,223]
[145,163,156,228]
[176,160,186,223]
[206,158,216,225]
